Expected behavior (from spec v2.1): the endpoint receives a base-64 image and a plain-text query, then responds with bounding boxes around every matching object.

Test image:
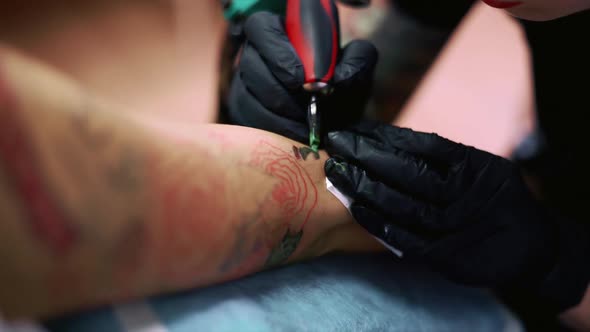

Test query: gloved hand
[324,122,590,312]
[227,12,378,144]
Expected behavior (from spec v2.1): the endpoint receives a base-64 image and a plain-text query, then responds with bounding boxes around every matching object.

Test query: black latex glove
[227,12,378,144]
[324,122,590,312]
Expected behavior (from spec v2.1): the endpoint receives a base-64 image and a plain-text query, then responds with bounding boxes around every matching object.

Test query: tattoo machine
[286,0,341,152]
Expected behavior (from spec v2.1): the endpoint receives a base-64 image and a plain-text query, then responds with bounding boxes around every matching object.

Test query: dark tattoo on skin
[265,229,303,267]
[218,215,260,273]
[107,149,142,193]
[71,98,144,197]
[298,147,320,161]
[292,145,320,161]
[67,98,149,276]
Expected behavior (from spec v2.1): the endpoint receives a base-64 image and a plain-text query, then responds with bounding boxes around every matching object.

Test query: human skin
[0,46,383,320]
[0,1,225,123]
[561,286,590,331]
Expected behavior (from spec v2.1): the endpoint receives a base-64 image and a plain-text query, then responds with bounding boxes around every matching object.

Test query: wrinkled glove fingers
[228,74,309,143]
[240,43,308,121]
[244,12,304,89]
[333,40,378,89]
[325,158,444,231]
[373,125,467,165]
[325,131,450,203]
[340,124,467,165]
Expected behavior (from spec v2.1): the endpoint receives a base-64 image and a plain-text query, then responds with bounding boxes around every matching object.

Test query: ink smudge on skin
[146,146,230,285]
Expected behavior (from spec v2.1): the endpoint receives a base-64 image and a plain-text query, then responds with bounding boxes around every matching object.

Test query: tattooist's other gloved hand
[324,122,590,312]
[228,12,378,144]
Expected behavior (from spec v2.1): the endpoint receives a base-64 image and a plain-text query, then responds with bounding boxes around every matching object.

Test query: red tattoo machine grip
[286,0,340,93]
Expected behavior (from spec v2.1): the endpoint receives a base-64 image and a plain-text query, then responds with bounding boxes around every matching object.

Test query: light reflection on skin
[484,0,590,21]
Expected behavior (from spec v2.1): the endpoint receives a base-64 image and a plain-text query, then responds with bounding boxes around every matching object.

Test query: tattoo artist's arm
[0,47,383,320]
[369,0,474,122]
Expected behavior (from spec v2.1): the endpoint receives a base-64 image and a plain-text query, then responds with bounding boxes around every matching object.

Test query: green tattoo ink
[309,132,320,153]
[332,160,347,172]
[307,95,320,153]
[264,229,303,268]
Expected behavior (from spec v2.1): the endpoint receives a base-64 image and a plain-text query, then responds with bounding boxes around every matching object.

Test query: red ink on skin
[0,72,77,253]
[250,141,318,232]
[220,141,319,275]
[143,147,230,287]
[124,140,318,285]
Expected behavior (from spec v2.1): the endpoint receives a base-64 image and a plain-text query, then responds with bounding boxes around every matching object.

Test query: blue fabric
[44,307,120,332]
[46,253,520,332]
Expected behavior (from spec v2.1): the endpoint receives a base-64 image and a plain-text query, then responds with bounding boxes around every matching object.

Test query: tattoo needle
[308,96,320,152]
[286,0,340,152]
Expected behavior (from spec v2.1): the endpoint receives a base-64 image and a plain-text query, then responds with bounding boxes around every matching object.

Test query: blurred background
[0,0,534,158]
